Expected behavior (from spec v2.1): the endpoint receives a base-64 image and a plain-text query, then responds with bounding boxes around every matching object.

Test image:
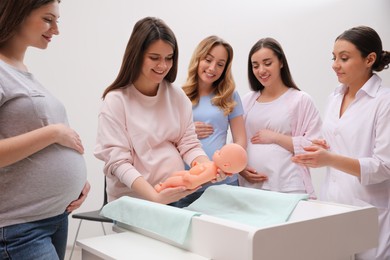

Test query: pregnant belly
[247,143,292,174]
[0,145,87,221]
[46,147,87,203]
[24,145,88,209]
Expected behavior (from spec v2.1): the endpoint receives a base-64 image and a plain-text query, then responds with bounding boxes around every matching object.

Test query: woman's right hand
[239,166,268,183]
[132,177,198,205]
[52,124,84,154]
[194,121,214,139]
[155,186,199,205]
[311,139,330,150]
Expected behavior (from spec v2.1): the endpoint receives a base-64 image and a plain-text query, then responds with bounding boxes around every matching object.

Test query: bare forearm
[0,125,58,167]
[230,116,247,149]
[131,176,159,202]
[328,153,361,177]
[232,132,247,149]
[234,138,247,150]
[131,176,193,205]
[274,133,294,153]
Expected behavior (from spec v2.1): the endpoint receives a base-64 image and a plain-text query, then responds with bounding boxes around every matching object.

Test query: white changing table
[77,200,378,260]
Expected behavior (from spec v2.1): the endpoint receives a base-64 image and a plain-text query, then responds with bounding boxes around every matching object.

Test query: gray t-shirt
[0,60,87,227]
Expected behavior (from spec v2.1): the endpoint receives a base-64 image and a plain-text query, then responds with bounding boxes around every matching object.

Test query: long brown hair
[0,0,60,47]
[336,26,390,72]
[247,37,299,92]
[102,17,179,99]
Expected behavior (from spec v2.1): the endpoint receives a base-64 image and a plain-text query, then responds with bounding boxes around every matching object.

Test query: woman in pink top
[292,26,390,259]
[239,38,322,198]
[94,17,220,205]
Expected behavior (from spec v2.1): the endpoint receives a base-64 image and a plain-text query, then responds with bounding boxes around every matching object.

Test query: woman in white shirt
[292,26,390,260]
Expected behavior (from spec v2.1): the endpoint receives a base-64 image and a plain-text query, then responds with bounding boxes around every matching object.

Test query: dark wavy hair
[336,26,390,72]
[102,17,179,98]
[247,37,299,92]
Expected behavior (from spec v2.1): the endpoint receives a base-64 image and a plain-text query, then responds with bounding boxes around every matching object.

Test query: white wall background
[25,0,390,248]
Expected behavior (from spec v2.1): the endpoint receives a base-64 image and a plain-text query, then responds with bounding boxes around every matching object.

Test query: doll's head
[212,143,247,173]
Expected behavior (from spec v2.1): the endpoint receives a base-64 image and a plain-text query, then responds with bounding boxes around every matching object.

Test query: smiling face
[332,39,374,89]
[250,47,283,89]
[197,44,228,92]
[16,1,60,50]
[134,39,174,95]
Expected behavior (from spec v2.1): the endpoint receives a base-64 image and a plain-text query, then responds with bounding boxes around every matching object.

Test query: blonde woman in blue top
[174,35,246,207]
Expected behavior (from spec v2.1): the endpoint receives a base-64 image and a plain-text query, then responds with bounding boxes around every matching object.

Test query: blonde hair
[182,35,236,116]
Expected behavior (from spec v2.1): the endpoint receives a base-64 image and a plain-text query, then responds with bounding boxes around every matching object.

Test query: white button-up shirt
[321,74,390,209]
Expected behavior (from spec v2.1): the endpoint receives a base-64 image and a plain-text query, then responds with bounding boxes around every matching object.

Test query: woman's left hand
[291,145,330,168]
[66,181,91,213]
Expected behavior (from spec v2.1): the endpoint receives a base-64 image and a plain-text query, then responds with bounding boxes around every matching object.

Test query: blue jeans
[0,212,68,260]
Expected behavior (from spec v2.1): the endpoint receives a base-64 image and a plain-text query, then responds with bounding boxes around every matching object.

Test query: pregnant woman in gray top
[0,0,89,259]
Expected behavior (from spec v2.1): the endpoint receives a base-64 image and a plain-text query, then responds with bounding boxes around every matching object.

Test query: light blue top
[192,91,243,190]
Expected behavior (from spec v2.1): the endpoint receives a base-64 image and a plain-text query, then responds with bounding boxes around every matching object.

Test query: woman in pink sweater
[94,17,221,205]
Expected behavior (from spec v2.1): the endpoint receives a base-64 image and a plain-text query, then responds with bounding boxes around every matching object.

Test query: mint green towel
[100,186,308,245]
[186,185,309,228]
[100,196,201,244]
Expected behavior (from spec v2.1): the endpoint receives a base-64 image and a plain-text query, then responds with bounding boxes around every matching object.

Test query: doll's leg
[154,175,188,192]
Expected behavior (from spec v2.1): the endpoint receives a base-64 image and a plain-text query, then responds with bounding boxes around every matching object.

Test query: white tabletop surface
[77,231,209,260]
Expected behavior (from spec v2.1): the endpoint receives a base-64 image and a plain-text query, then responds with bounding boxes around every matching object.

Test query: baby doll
[154,143,247,192]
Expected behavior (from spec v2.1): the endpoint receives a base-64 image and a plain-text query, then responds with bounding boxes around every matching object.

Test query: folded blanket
[186,185,309,228]
[100,196,200,244]
[100,185,308,245]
